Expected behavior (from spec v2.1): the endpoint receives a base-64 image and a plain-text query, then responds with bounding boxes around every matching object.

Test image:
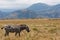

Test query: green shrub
[33,28,38,31]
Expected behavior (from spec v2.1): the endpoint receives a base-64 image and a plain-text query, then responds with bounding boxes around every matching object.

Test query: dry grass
[0,19,59,40]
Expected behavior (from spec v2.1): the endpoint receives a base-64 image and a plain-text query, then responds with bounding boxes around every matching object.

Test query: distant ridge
[27,3,51,11]
[0,3,60,19]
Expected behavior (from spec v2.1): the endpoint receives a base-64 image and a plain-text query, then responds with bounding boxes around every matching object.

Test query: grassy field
[0,19,59,40]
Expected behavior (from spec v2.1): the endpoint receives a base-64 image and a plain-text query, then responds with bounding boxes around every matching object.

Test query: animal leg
[5,33,7,36]
[18,33,20,36]
[7,32,9,36]
[15,32,17,36]
[4,32,9,36]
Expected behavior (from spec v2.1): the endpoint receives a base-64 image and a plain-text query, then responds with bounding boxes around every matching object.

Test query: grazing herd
[1,24,30,36]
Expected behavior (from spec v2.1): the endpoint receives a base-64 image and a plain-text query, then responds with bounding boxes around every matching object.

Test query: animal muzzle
[27,30,30,32]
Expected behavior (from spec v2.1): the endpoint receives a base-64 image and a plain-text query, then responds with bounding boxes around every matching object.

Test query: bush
[33,28,38,31]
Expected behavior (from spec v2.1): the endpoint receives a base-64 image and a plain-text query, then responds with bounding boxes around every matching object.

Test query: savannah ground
[0,19,59,40]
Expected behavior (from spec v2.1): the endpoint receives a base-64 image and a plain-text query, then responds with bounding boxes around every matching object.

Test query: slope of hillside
[0,3,60,19]
[27,3,50,11]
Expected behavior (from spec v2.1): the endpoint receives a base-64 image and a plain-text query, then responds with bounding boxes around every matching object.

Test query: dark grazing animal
[1,24,30,36]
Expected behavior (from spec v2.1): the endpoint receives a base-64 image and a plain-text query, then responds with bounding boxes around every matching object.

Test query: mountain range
[0,3,60,19]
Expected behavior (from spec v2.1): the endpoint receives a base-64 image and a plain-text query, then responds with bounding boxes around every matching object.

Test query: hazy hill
[27,3,60,18]
[0,3,60,19]
[27,3,50,11]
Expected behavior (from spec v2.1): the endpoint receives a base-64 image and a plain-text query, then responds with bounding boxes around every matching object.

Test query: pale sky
[0,0,60,9]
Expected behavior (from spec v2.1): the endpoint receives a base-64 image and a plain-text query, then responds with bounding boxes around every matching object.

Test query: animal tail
[1,27,4,29]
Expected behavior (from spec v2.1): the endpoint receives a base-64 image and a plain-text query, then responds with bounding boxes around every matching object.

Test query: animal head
[19,24,30,32]
[25,25,30,32]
